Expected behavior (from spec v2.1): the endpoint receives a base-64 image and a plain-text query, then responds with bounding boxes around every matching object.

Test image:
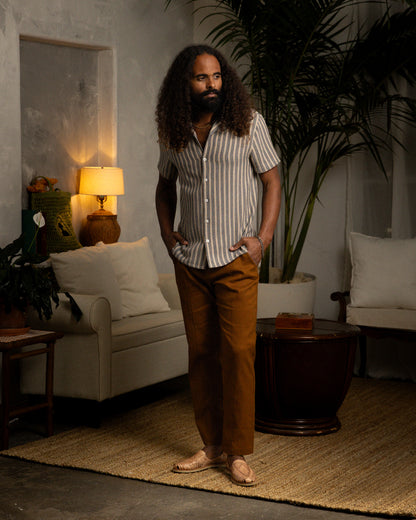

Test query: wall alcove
[19,36,115,238]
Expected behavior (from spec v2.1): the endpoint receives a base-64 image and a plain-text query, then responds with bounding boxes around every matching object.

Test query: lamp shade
[79,166,124,196]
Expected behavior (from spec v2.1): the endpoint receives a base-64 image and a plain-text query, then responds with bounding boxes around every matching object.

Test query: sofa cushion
[347,305,416,330]
[349,232,416,309]
[98,237,170,318]
[111,309,185,352]
[50,246,123,320]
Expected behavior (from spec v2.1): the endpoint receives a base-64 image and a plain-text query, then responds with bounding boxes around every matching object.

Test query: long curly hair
[156,45,253,152]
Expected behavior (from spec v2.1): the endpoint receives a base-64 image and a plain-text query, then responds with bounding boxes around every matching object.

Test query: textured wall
[0,0,193,275]
[20,38,115,236]
[20,40,101,199]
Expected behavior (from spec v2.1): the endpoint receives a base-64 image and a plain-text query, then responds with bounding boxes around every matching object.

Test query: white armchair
[331,232,416,380]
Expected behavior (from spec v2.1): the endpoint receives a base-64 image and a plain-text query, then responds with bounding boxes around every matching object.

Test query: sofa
[331,232,416,380]
[20,237,189,403]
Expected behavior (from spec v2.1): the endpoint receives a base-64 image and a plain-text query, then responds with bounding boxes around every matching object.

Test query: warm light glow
[79,166,124,196]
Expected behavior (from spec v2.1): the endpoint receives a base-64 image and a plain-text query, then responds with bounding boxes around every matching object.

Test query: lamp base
[80,211,121,246]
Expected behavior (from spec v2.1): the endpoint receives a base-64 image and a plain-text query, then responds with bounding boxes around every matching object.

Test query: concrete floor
[0,457,390,520]
[0,378,393,520]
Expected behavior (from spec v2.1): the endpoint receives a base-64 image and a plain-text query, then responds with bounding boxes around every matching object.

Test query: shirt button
[205,198,209,203]
[205,219,209,223]
[204,178,208,182]
[203,157,207,162]
[206,239,210,243]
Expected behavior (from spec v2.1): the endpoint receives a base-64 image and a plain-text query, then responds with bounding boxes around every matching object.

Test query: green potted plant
[0,212,59,334]
[167,0,416,288]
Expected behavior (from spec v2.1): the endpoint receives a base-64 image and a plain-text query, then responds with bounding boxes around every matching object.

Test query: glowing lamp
[79,166,124,245]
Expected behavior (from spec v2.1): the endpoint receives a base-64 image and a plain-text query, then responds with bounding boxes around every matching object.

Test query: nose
[206,75,216,89]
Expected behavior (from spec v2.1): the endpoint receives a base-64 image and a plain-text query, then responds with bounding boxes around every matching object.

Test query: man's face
[190,53,223,113]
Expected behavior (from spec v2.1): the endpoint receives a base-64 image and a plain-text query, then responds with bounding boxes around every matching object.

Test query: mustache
[201,89,221,97]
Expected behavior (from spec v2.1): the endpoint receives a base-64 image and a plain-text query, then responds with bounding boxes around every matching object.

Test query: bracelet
[255,235,264,259]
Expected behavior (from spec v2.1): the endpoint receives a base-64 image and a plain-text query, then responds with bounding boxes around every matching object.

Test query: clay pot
[0,303,30,335]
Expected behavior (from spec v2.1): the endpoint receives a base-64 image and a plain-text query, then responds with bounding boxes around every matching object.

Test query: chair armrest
[28,293,112,334]
[158,273,181,310]
[330,291,350,323]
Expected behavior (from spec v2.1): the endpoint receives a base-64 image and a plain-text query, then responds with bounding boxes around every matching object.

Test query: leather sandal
[226,456,256,487]
[172,450,227,473]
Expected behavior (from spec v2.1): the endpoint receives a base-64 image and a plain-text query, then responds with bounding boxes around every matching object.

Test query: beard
[191,89,223,113]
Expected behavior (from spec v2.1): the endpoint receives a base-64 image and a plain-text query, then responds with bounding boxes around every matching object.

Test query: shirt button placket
[202,156,210,255]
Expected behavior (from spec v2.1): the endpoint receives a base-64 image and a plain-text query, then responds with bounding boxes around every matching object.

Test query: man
[155,44,281,487]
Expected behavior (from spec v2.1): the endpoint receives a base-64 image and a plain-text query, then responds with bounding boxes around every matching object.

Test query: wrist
[255,235,264,259]
[161,228,174,241]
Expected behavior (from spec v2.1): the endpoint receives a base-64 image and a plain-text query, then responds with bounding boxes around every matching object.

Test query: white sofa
[331,232,416,380]
[20,238,188,403]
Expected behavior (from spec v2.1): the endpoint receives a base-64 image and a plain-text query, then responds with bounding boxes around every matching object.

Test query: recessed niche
[19,36,115,234]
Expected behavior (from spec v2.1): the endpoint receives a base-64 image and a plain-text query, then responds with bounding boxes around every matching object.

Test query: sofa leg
[358,334,367,377]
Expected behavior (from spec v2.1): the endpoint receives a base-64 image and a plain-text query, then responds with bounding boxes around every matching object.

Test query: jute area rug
[2,378,416,518]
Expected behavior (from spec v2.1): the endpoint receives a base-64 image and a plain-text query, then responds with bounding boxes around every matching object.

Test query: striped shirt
[158,111,280,269]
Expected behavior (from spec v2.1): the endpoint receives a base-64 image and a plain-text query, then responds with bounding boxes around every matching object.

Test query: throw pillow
[97,237,170,317]
[50,246,123,320]
[349,232,416,309]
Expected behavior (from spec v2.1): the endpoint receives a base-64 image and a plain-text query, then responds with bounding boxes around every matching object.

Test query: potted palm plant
[166,0,416,296]
[0,212,59,334]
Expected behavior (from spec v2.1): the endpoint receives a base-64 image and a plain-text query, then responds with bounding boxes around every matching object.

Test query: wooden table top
[0,330,63,350]
[256,318,360,341]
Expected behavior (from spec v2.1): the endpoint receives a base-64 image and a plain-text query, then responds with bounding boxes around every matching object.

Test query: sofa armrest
[28,292,112,334]
[158,273,181,310]
[330,291,350,323]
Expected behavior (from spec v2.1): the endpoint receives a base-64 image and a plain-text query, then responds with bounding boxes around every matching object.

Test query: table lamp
[79,166,124,246]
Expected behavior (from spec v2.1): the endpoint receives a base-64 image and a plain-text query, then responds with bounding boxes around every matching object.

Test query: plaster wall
[20,39,105,202]
[296,164,348,318]
[0,0,193,272]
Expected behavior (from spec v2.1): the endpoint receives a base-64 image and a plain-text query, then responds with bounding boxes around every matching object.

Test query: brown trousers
[174,254,258,455]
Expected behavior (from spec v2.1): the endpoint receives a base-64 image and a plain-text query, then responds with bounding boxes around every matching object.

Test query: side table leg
[45,341,55,437]
[1,352,11,450]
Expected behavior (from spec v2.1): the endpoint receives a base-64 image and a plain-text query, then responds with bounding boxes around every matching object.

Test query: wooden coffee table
[0,329,63,449]
[255,318,359,435]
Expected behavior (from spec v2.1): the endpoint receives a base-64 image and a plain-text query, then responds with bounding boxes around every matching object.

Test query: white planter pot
[257,271,317,319]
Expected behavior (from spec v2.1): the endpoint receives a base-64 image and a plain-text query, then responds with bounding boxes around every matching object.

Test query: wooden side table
[0,329,63,450]
[255,319,359,436]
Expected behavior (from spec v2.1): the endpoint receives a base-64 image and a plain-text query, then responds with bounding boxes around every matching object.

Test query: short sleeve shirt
[158,111,280,269]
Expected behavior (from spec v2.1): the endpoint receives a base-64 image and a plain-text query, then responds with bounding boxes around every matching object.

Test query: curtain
[345,2,416,381]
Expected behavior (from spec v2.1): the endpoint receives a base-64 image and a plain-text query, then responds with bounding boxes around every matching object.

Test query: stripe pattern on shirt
[158,111,280,269]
